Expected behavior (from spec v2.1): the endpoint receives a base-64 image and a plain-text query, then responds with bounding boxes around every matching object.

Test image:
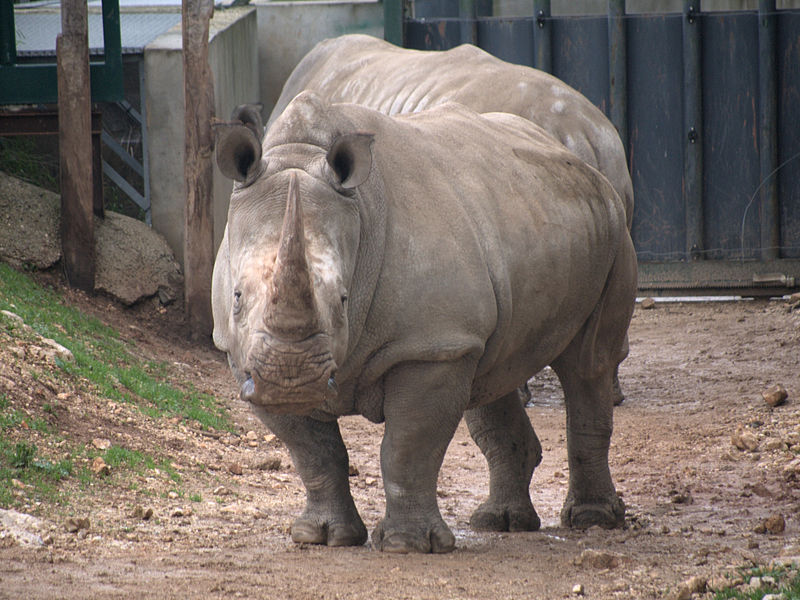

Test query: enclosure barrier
[385,0,800,296]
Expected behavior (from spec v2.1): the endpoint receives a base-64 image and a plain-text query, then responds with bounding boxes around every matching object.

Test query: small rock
[167,491,179,500]
[748,576,762,588]
[763,438,787,451]
[263,433,276,444]
[667,586,691,600]
[170,507,184,518]
[365,477,377,486]
[641,297,656,310]
[572,583,585,595]
[250,454,282,471]
[348,464,360,477]
[764,513,786,534]
[574,549,622,569]
[213,486,230,496]
[228,462,243,476]
[132,506,153,521]
[91,457,111,477]
[40,337,74,363]
[246,430,258,441]
[762,594,787,600]
[65,517,90,533]
[92,438,111,450]
[732,429,759,452]
[762,384,788,408]
[685,576,707,594]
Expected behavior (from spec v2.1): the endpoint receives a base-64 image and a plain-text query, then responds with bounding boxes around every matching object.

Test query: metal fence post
[608,0,627,155]
[384,0,404,47]
[683,0,703,260]
[759,0,779,260]
[459,0,477,45]
[533,0,551,73]
[1,0,15,66]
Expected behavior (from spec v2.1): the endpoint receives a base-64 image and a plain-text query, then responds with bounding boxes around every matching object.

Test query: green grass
[713,565,800,599]
[0,263,230,430]
[0,262,234,509]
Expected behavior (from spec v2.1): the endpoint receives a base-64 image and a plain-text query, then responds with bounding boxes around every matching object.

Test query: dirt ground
[1,280,799,600]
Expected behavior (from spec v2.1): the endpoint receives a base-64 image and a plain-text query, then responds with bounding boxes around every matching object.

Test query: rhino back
[268,35,632,228]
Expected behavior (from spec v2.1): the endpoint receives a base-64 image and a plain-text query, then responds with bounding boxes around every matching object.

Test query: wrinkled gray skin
[212,92,637,553]
[267,34,632,406]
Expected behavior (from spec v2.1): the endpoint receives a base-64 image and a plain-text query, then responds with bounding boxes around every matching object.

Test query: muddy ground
[1,281,799,600]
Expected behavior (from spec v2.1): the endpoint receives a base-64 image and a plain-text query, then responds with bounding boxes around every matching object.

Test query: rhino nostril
[241,375,256,402]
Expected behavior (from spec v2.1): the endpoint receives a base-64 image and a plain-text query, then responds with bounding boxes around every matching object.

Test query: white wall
[144,7,259,267]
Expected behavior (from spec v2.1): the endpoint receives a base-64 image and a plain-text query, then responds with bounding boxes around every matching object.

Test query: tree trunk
[57,0,94,292]
[182,0,216,338]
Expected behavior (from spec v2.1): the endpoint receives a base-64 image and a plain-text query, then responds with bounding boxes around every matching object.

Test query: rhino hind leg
[550,244,635,530]
[550,363,625,530]
[465,390,542,532]
[252,411,368,547]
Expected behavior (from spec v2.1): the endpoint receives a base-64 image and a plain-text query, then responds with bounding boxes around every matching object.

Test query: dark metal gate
[383,0,800,296]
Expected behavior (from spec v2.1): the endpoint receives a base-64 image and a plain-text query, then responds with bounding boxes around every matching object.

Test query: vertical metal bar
[101,0,121,67]
[459,0,477,45]
[139,59,152,225]
[0,0,16,66]
[533,0,551,73]
[384,0,404,47]
[759,0,779,260]
[607,0,627,154]
[683,0,703,260]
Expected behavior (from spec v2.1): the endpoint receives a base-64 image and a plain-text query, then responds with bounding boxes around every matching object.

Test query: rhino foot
[372,518,455,554]
[291,512,368,547]
[470,500,540,532]
[560,495,625,530]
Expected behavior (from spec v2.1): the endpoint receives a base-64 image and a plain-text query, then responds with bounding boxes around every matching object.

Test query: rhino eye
[233,290,243,314]
[340,293,348,306]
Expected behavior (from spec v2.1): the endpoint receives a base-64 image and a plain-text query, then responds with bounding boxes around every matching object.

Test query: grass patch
[0,437,73,506]
[0,263,231,431]
[713,565,800,599]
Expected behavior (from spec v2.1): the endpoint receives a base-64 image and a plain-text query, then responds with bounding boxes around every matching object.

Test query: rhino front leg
[465,390,542,532]
[550,365,625,529]
[372,361,471,554]
[253,410,367,546]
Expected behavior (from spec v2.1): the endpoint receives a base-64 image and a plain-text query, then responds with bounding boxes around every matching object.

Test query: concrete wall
[144,7,258,268]
[254,0,383,118]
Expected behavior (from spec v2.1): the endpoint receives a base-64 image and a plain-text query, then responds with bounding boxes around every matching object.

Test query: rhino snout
[240,332,337,414]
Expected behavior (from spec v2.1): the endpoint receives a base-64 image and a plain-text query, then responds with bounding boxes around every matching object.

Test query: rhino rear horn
[266,173,320,339]
[214,121,262,183]
[326,132,374,189]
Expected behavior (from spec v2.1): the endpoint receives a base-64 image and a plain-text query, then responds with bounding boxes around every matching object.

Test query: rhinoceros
[212,92,636,553]
[266,34,633,406]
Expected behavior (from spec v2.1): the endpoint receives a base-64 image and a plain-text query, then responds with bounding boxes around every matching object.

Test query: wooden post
[57,0,95,292]
[182,0,215,338]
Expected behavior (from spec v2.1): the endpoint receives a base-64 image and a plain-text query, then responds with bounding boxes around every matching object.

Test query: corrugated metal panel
[778,11,800,259]
[627,14,684,261]
[702,13,761,260]
[14,11,180,56]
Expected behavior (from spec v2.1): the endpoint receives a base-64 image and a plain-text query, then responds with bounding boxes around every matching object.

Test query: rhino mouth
[241,332,337,414]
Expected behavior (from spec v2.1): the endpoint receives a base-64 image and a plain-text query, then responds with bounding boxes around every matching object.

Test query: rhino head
[212,98,375,414]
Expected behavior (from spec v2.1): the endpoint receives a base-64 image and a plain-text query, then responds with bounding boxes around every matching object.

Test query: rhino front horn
[265,173,320,340]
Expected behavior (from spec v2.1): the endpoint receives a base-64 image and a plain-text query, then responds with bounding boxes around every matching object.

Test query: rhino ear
[215,121,262,183]
[230,103,264,142]
[326,132,374,189]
